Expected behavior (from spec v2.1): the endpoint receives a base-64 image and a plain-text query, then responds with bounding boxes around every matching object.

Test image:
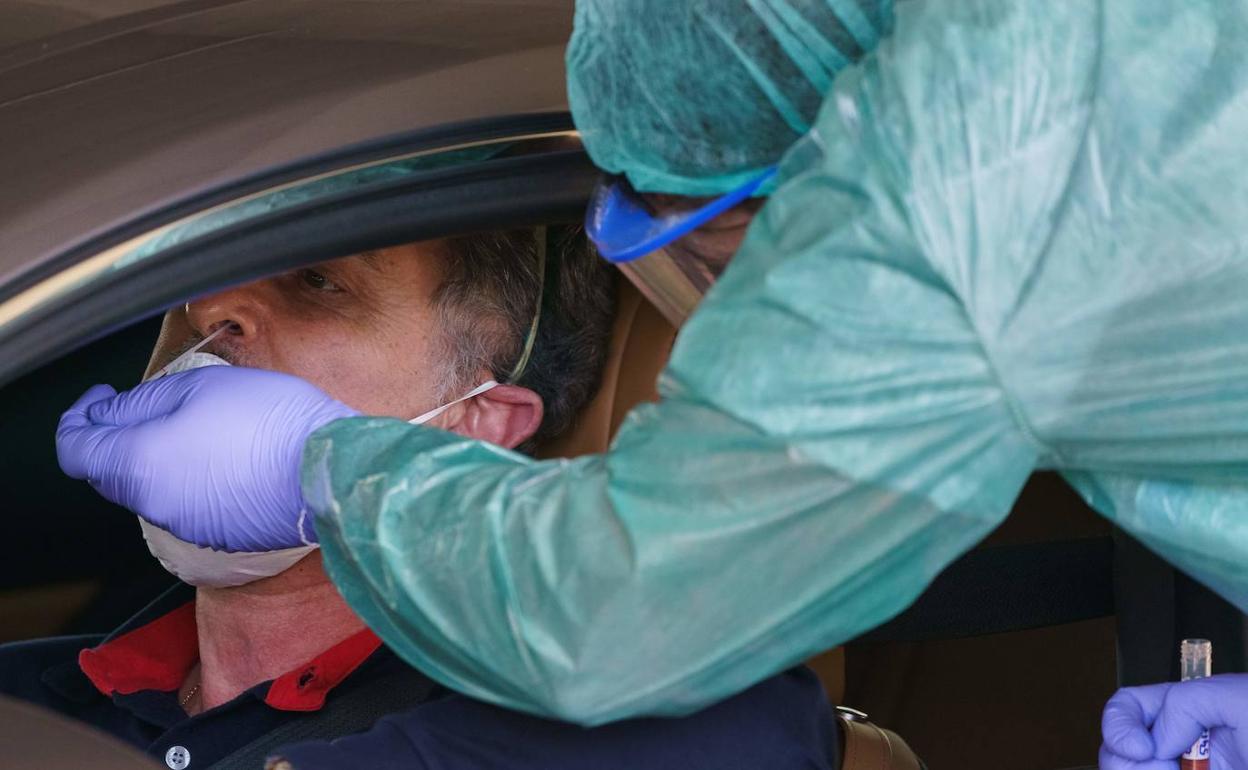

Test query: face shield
[585,167,776,327]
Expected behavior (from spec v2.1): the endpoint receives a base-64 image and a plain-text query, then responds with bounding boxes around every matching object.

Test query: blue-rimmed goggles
[585,166,778,264]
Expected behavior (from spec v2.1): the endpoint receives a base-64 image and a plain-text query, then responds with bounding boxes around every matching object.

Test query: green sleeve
[310,0,1248,724]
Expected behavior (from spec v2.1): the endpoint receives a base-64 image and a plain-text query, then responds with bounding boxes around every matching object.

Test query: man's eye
[299,269,341,292]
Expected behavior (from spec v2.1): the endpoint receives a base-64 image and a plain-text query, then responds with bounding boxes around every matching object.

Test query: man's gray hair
[432,227,616,451]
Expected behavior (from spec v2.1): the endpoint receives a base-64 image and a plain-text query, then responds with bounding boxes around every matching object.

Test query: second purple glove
[1100,674,1248,770]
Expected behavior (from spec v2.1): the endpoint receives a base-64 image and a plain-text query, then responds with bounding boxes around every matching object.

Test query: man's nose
[186,285,265,341]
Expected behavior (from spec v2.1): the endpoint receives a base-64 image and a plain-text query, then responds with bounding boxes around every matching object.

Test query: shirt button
[165,745,191,769]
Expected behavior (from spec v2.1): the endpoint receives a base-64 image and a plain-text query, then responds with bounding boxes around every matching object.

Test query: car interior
[1,123,1244,770]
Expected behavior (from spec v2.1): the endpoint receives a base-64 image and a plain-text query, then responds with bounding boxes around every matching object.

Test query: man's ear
[441,384,543,449]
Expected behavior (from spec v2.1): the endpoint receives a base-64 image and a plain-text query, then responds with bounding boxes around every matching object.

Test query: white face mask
[138,518,316,588]
[141,338,317,588]
[140,332,500,587]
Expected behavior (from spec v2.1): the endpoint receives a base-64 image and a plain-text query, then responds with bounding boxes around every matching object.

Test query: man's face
[185,242,456,420]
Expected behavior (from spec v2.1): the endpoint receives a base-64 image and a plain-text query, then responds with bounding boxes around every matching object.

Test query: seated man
[0,228,845,769]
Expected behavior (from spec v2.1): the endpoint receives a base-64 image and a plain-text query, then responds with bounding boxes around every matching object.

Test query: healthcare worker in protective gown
[57,0,1248,740]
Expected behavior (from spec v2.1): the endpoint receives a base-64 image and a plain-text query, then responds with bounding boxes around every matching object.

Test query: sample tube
[1179,639,1212,770]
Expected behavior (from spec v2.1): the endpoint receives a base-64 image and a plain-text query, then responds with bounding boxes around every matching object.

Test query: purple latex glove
[1100,674,1248,770]
[56,366,358,552]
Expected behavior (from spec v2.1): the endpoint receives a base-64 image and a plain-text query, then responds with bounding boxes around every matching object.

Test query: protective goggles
[584,166,777,326]
[585,167,778,264]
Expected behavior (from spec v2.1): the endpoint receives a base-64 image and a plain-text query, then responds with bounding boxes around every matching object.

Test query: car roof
[0,0,573,289]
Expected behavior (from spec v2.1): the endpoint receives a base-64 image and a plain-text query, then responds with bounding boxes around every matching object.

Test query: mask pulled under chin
[142,344,317,587]
[139,519,317,588]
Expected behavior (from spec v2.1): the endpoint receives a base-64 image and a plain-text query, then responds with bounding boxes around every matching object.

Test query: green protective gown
[304,0,1248,724]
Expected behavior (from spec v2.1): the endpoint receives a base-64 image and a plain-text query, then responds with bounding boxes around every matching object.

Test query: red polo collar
[78,601,381,712]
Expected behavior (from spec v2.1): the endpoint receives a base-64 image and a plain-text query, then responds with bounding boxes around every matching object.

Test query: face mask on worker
[138,342,495,587]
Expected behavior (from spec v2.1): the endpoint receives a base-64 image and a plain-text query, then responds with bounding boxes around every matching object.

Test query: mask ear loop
[408,379,500,425]
[504,225,548,383]
[408,227,550,426]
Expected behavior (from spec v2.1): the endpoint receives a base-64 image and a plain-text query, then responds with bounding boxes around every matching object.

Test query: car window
[0,124,592,386]
[114,142,517,270]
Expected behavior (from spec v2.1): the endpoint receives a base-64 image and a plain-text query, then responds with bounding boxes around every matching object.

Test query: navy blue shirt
[271,669,843,770]
[0,585,842,769]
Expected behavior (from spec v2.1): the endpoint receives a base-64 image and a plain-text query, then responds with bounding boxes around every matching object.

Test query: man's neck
[187,555,365,713]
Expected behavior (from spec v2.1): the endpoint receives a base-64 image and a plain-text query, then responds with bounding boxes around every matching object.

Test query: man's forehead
[356,249,385,271]
[343,242,445,270]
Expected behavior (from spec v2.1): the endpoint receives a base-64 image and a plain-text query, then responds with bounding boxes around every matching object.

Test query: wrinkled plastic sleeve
[308,0,1248,724]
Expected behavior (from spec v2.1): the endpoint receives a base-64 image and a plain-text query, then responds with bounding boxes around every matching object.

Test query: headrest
[537,279,675,458]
